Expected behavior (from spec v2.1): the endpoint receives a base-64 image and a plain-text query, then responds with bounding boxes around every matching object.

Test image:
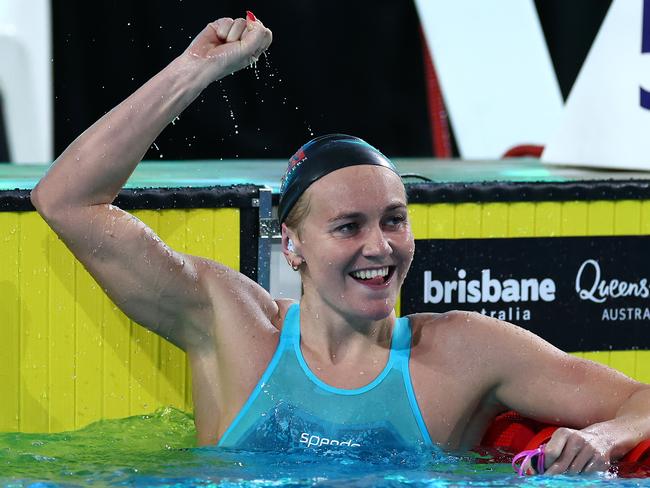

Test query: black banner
[401,236,650,351]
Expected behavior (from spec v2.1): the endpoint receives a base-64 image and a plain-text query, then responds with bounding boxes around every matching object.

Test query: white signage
[414,0,563,159]
[542,0,650,170]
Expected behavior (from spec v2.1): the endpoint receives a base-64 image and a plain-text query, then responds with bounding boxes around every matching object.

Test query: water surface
[1,408,648,487]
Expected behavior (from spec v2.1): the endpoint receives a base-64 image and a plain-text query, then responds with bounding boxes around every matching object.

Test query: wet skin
[289,165,414,328]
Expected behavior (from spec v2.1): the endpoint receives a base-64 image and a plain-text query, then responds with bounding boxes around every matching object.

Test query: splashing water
[151,142,163,158]
[251,60,260,80]
[0,407,194,486]
[253,52,315,139]
[1,408,647,487]
[217,85,241,138]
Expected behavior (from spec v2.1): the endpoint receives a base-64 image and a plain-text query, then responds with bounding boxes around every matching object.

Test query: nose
[362,224,392,258]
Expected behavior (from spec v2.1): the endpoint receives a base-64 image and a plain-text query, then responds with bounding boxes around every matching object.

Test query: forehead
[306,165,406,216]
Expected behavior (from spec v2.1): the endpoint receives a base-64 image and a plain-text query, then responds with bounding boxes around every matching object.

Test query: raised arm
[486,315,650,474]
[31,16,273,350]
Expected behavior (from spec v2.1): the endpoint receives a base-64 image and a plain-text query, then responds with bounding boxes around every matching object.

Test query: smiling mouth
[349,266,396,286]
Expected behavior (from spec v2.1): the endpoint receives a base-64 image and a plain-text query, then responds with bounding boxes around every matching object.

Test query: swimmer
[31,14,650,475]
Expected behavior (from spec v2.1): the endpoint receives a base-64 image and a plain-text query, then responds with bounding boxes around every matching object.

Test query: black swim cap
[278,134,398,224]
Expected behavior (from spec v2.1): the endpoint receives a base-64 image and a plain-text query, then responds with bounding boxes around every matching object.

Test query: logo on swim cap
[289,148,307,171]
[281,148,307,195]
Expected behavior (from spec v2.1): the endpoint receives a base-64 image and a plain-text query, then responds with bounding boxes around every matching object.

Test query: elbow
[30,181,69,225]
[30,183,47,215]
[30,182,55,220]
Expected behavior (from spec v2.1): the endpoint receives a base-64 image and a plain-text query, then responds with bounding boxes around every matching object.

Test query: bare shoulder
[408,309,509,341]
[404,311,519,403]
[406,310,539,363]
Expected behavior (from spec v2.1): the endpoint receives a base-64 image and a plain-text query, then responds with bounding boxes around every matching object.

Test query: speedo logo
[299,432,361,448]
[424,269,556,304]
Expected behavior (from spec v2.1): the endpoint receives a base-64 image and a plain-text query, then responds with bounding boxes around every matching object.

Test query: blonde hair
[283,191,311,237]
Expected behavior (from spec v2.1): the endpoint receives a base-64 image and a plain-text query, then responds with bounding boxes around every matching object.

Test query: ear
[281,223,300,258]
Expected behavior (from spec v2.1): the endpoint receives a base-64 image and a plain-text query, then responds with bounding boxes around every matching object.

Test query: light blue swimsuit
[217,303,433,450]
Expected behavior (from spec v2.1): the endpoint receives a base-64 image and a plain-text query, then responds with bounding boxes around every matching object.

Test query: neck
[297,295,395,364]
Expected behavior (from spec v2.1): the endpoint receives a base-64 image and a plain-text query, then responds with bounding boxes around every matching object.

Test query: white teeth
[351,267,389,280]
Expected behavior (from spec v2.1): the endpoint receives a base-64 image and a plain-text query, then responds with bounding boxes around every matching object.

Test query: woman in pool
[31,13,650,474]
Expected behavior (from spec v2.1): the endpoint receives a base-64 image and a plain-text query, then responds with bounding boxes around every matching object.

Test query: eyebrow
[328,212,362,223]
[327,203,407,223]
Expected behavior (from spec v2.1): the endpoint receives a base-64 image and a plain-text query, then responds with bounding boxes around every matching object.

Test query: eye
[333,222,359,235]
[384,213,407,229]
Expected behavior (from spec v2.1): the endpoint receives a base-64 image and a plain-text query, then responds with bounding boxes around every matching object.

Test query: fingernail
[246,10,257,22]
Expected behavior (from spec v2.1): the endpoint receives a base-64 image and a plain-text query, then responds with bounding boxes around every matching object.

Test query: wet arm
[580,386,650,450]
[488,316,650,472]
[31,18,273,349]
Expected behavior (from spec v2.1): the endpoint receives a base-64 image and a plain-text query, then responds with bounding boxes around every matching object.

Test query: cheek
[398,235,415,271]
[398,229,415,256]
[304,244,347,273]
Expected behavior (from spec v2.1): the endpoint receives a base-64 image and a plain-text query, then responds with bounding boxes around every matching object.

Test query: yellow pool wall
[0,207,239,433]
[2,199,649,433]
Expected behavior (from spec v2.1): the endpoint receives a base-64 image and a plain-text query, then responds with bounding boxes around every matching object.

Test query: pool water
[1,408,649,487]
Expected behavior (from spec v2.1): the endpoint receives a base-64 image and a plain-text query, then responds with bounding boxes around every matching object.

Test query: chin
[351,300,395,321]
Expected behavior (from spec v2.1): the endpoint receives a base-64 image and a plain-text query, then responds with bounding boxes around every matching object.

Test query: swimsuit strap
[280,303,301,345]
[392,315,434,447]
[389,316,412,372]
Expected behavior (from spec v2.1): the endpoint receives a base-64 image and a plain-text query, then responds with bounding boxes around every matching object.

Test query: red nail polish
[246,10,257,22]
